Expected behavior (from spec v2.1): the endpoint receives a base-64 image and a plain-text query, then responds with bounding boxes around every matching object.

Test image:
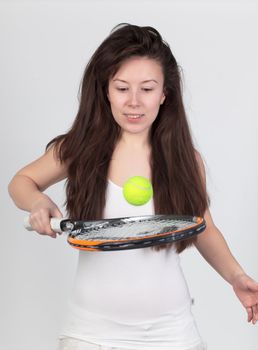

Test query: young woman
[8,23,258,350]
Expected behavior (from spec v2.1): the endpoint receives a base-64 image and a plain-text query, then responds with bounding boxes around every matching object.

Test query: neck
[119,131,150,149]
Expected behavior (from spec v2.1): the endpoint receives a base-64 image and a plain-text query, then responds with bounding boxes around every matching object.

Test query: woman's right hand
[29,194,63,238]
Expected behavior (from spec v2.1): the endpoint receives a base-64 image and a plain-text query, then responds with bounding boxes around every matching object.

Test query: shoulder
[194,149,204,167]
[194,149,206,184]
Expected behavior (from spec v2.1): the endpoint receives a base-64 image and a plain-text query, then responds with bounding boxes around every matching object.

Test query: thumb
[50,207,63,235]
[247,278,258,291]
[50,206,63,219]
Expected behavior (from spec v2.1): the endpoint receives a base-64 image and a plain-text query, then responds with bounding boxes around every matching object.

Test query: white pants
[57,336,207,350]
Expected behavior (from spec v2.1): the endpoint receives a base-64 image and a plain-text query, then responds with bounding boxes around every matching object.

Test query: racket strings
[70,218,195,241]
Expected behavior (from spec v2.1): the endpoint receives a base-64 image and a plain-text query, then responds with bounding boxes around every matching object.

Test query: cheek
[109,94,125,110]
[148,97,163,114]
[109,98,123,120]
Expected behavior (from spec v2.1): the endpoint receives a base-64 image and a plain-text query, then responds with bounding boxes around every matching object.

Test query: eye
[142,88,153,92]
[116,87,128,92]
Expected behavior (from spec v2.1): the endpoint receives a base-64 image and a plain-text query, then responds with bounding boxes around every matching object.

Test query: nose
[127,90,141,107]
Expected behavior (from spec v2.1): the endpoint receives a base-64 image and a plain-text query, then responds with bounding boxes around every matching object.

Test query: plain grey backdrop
[1,0,257,349]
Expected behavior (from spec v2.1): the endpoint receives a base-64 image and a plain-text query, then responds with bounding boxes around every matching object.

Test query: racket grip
[23,216,63,233]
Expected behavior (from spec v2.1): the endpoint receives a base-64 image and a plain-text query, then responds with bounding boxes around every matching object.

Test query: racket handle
[23,216,63,233]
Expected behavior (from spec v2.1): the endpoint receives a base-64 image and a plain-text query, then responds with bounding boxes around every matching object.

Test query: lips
[124,113,144,119]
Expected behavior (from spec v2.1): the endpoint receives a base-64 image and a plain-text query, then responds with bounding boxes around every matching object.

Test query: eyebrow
[113,79,158,84]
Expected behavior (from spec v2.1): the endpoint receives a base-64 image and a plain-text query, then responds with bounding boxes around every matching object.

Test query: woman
[8,23,258,350]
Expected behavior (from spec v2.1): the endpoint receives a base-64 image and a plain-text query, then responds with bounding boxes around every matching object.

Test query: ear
[160,92,166,105]
[106,87,110,101]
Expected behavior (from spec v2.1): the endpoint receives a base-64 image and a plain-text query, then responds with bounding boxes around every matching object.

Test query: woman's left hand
[232,273,258,324]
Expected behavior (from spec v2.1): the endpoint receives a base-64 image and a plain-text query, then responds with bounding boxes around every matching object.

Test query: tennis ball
[123,176,153,206]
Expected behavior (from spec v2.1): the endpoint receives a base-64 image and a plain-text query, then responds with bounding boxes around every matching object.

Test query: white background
[1,0,258,349]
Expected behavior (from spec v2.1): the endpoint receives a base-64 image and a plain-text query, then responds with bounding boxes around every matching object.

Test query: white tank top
[59,180,205,350]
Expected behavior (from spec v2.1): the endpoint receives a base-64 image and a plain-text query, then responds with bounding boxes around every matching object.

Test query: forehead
[112,56,164,82]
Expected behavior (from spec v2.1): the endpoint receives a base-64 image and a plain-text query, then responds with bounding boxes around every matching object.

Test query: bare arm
[8,146,67,237]
[194,152,258,324]
[194,209,245,284]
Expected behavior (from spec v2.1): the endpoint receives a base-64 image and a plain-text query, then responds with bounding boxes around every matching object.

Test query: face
[107,57,166,139]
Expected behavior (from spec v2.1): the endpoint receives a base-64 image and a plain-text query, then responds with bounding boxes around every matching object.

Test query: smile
[124,114,144,119]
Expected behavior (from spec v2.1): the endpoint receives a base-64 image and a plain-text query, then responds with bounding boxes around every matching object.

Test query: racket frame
[64,215,206,251]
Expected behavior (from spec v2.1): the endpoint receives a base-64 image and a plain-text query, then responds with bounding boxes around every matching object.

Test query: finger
[51,207,63,219]
[252,305,258,325]
[30,212,55,236]
[246,307,253,322]
[43,219,58,237]
[29,213,45,233]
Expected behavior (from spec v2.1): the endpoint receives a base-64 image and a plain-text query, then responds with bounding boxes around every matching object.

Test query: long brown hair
[47,23,209,253]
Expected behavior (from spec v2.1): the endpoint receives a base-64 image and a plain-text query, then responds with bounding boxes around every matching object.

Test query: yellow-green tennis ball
[123,176,153,206]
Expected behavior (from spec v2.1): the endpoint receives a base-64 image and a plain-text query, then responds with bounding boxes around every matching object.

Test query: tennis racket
[24,215,206,251]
